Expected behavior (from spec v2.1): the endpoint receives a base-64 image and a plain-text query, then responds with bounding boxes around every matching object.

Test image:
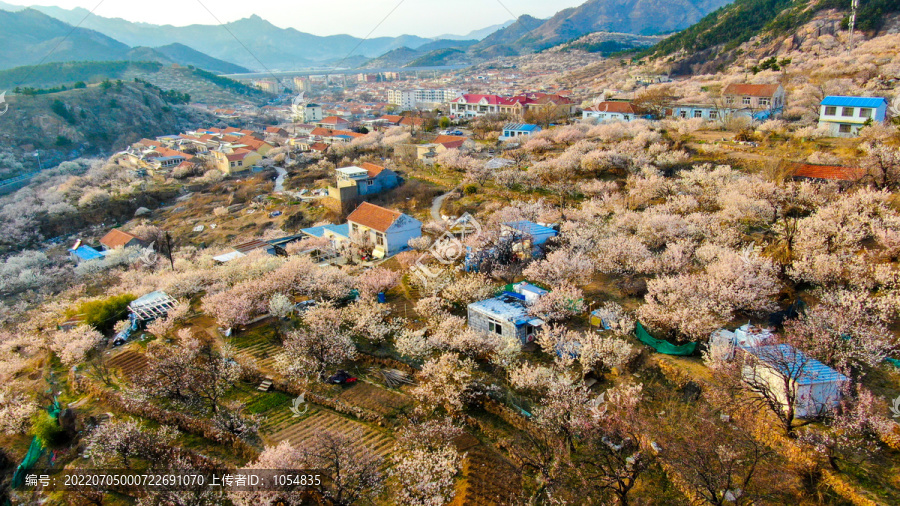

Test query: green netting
[12,398,58,488]
[887,357,900,368]
[11,436,44,489]
[634,321,697,356]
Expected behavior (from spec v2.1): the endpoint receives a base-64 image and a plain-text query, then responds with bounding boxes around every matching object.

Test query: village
[0,5,899,503]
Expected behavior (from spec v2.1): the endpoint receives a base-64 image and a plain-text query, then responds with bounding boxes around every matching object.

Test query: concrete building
[329,162,401,203]
[818,96,888,137]
[388,89,465,110]
[583,101,639,122]
[723,83,785,113]
[346,202,422,258]
[500,123,541,141]
[468,293,544,344]
[212,149,262,175]
[294,102,323,123]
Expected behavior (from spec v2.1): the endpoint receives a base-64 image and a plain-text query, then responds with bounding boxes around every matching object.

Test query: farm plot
[105,349,148,379]
[337,381,412,418]
[228,326,284,373]
[264,408,395,460]
[451,444,523,506]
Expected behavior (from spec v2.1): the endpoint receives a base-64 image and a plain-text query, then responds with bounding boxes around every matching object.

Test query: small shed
[69,243,104,262]
[129,291,178,323]
[511,282,548,305]
[467,294,544,344]
[502,220,558,246]
[741,344,848,418]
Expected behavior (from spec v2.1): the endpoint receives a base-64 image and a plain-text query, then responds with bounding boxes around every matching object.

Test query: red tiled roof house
[346,202,422,258]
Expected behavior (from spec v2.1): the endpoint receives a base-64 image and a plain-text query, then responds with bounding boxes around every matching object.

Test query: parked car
[294,299,317,313]
[326,370,357,385]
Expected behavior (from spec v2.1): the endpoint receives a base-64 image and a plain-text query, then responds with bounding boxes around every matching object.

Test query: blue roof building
[501,123,541,141]
[818,96,888,137]
[301,223,350,239]
[502,221,558,246]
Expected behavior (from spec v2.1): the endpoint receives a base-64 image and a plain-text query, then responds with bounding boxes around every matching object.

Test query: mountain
[471,15,546,54]
[437,20,516,41]
[462,0,736,59]
[0,8,253,76]
[0,4,435,71]
[406,48,469,68]
[641,0,899,74]
[415,39,478,53]
[153,43,250,74]
[521,0,733,50]
[0,8,131,70]
[359,47,425,69]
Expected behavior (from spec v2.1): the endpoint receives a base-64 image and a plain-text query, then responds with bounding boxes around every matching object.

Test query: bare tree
[738,343,843,436]
[297,429,384,505]
[651,397,776,506]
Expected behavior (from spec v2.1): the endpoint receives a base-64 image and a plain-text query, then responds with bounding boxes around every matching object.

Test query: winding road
[431,191,452,222]
[274,166,287,193]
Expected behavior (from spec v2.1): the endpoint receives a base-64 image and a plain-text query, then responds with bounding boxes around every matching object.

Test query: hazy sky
[16,0,586,37]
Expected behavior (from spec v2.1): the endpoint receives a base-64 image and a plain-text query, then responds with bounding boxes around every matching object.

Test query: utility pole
[848,0,859,53]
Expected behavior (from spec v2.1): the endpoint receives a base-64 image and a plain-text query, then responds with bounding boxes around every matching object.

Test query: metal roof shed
[129,291,178,322]
[741,344,849,418]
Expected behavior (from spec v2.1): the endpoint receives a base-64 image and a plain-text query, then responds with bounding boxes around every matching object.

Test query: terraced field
[337,381,412,418]
[228,326,284,373]
[263,408,395,460]
[452,443,523,506]
[106,349,148,379]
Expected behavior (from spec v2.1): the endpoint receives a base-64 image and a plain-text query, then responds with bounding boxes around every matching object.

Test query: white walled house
[722,83,785,117]
[817,96,888,137]
[583,101,639,122]
[346,202,422,258]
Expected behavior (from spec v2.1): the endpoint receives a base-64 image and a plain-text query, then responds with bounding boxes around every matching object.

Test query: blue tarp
[70,245,103,261]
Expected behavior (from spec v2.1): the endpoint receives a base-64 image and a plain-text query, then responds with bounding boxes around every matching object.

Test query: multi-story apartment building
[387,89,465,110]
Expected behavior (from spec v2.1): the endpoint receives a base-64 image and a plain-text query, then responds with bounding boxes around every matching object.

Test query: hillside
[0,8,131,70]
[415,38,478,53]
[470,15,546,54]
[0,61,265,103]
[641,0,900,73]
[0,61,161,89]
[548,31,667,56]
[522,0,733,50]
[405,48,469,68]
[0,81,215,169]
[359,47,425,69]
[153,43,250,74]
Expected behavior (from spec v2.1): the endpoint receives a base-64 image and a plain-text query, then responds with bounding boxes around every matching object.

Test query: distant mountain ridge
[0,8,251,77]
[377,0,736,67]
[0,1,511,72]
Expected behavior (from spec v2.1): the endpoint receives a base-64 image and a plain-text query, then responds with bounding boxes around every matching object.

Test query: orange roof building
[789,162,865,182]
[99,229,143,251]
[346,202,422,258]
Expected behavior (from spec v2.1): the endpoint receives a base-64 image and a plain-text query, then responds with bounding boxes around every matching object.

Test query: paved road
[431,191,452,222]
[274,166,287,192]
